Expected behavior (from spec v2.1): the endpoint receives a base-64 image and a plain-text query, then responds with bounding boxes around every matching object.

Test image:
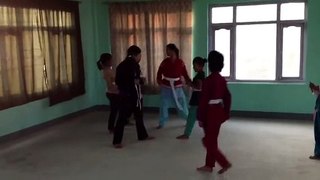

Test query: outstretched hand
[309,82,315,89]
[309,82,318,92]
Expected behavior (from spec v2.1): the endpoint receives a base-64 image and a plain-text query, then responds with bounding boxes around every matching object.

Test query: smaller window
[236,4,277,22]
[214,29,231,77]
[211,7,233,24]
[209,1,306,82]
[281,3,305,20]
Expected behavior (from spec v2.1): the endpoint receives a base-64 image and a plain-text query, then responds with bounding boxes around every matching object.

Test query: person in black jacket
[113,45,154,148]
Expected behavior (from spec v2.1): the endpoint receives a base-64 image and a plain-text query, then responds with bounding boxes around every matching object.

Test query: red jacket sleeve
[197,78,209,123]
[157,62,164,85]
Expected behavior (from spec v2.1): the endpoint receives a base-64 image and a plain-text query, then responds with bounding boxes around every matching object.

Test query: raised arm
[116,62,135,93]
[103,69,113,88]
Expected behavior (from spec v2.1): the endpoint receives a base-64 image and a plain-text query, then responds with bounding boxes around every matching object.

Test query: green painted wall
[1,0,319,137]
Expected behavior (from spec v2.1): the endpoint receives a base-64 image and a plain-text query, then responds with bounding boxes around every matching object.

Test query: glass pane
[215,29,230,77]
[236,24,277,80]
[237,4,277,22]
[281,3,305,20]
[282,26,301,77]
[212,7,233,24]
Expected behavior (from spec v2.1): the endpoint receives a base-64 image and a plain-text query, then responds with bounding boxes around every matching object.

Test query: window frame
[0,0,85,109]
[208,0,307,82]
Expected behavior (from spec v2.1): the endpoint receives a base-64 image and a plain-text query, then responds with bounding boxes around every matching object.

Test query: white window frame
[209,0,306,82]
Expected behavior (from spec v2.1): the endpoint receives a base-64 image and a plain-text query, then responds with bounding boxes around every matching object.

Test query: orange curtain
[109,0,192,94]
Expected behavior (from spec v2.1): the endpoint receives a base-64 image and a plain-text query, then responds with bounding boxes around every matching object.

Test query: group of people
[96,43,320,175]
[97,43,232,174]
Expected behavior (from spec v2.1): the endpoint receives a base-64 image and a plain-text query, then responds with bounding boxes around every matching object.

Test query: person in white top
[97,53,119,134]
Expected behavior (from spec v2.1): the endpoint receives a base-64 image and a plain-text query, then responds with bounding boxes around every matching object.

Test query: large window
[209,1,306,81]
[0,1,85,110]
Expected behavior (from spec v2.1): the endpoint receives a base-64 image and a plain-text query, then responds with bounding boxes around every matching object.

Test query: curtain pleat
[109,0,192,94]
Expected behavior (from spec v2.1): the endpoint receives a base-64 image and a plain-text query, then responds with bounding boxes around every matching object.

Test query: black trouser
[113,96,148,145]
[106,93,120,131]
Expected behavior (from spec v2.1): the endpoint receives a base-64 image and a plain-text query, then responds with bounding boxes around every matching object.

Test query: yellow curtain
[0,6,47,109]
[0,2,84,110]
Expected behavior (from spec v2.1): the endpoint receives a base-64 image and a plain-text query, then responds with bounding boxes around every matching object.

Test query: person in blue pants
[156,44,192,129]
[309,82,320,160]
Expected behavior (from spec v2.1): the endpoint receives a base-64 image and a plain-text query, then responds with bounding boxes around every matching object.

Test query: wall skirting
[0,105,312,144]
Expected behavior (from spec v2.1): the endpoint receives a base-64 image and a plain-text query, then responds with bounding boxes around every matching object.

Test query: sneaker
[309,155,320,160]
[218,164,232,174]
[196,166,213,173]
[140,136,155,141]
[176,134,189,140]
[113,144,123,149]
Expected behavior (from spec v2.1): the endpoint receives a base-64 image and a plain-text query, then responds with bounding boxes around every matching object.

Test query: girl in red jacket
[197,50,232,174]
[156,44,192,129]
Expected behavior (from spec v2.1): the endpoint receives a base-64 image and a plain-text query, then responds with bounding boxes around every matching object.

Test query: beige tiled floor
[0,111,319,180]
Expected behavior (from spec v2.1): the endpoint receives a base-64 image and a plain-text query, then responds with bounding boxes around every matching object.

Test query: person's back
[113,45,153,148]
[205,72,227,100]
[97,53,119,134]
[116,57,140,99]
[103,68,118,94]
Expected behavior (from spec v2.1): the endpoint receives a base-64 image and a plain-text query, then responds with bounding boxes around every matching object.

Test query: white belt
[163,76,183,111]
[192,88,201,92]
[163,77,180,82]
[208,99,223,104]
[135,81,142,110]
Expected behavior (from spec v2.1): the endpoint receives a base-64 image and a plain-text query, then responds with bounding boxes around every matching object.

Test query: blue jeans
[314,110,320,156]
[159,86,188,127]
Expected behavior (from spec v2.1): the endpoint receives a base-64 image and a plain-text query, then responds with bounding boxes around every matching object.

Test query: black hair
[208,50,224,72]
[127,45,141,57]
[166,43,179,58]
[193,56,207,67]
[97,53,112,70]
